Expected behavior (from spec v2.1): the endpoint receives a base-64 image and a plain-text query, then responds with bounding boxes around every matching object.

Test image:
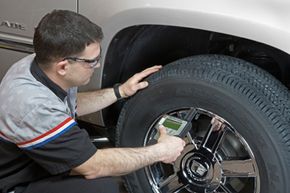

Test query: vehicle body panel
[0,0,77,41]
[80,0,290,55]
[79,0,290,92]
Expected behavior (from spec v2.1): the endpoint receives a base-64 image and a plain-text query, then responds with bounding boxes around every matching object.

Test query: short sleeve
[11,101,97,175]
[23,125,97,175]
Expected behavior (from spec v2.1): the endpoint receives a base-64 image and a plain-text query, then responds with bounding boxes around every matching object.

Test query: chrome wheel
[144,108,260,193]
[117,55,290,193]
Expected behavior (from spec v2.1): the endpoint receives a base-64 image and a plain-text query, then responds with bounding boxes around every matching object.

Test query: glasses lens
[89,56,101,68]
[64,55,101,68]
[89,60,99,68]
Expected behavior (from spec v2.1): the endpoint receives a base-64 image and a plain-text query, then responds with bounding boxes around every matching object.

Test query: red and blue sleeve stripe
[17,117,77,150]
[0,131,12,142]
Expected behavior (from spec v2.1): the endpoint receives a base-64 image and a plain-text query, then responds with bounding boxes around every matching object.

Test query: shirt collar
[30,59,67,101]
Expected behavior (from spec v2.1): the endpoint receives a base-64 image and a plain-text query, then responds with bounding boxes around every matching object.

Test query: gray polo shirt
[0,54,97,192]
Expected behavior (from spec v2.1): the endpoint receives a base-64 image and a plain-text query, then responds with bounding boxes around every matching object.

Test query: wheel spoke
[219,184,236,193]
[221,159,257,178]
[159,173,178,188]
[186,132,198,149]
[159,173,188,193]
[172,184,189,193]
[201,117,227,153]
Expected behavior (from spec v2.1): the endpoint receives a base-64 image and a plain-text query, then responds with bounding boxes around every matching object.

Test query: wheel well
[102,25,290,126]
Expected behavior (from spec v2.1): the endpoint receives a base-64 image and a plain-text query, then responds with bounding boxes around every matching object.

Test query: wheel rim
[144,108,260,193]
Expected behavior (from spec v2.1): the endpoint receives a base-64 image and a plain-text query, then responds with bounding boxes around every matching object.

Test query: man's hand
[77,65,161,116]
[156,126,186,163]
[119,65,162,98]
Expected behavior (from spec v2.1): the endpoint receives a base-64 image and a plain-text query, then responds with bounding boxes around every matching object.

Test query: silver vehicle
[1,1,290,193]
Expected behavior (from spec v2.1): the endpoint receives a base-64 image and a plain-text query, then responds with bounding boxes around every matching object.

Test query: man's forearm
[73,145,162,179]
[94,146,160,177]
[76,88,117,116]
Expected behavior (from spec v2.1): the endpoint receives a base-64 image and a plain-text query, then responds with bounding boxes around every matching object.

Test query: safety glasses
[64,51,102,68]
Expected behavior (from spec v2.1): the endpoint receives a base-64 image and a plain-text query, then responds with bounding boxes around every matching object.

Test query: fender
[80,0,290,55]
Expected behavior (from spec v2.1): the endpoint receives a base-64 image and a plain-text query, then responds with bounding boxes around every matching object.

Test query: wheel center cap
[180,151,222,192]
[183,153,210,181]
[190,159,208,177]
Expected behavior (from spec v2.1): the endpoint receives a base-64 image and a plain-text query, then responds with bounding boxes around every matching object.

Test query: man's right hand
[156,126,186,163]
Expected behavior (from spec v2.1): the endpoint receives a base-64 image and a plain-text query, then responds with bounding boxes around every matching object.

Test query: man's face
[65,42,101,87]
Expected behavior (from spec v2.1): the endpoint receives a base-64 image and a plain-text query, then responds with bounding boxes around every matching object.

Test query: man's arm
[76,88,116,116]
[76,65,162,116]
[71,127,185,179]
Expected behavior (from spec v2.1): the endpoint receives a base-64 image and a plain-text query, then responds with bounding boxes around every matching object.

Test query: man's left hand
[119,65,162,98]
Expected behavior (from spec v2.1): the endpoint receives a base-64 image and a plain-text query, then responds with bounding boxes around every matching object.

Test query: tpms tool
[154,108,197,140]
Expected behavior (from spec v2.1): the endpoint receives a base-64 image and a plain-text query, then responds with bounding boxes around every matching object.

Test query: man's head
[33,9,103,66]
[33,10,103,89]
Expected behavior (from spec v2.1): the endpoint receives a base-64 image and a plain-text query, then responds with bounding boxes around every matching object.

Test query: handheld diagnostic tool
[155,115,191,138]
[154,108,197,139]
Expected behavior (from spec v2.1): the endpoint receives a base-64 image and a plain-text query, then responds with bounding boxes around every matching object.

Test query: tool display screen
[153,115,189,140]
[163,118,182,130]
[152,110,195,141]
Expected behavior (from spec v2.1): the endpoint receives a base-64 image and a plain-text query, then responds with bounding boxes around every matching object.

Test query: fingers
[136,81,149,89]
[120,65,162,97]
[156,127,186,163]
[158,126,186,146]
[211,116,223,131]
[142,65,162,74]
[141,65,162,73]
[158,126,167,136]
[133,65,162,82]
[158,135,186,163]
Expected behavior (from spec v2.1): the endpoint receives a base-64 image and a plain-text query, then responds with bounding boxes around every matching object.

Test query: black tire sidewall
[118,57,289,193]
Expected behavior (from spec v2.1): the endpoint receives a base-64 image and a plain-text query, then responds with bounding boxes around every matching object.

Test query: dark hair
[33,10,103,65]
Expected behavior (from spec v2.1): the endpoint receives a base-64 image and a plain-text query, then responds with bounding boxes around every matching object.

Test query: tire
[116,55,290,193]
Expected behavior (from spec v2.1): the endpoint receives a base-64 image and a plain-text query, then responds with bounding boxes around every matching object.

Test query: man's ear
[55,60,69,76]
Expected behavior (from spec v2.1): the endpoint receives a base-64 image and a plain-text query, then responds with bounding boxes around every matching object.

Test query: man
[0,10,185,193]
